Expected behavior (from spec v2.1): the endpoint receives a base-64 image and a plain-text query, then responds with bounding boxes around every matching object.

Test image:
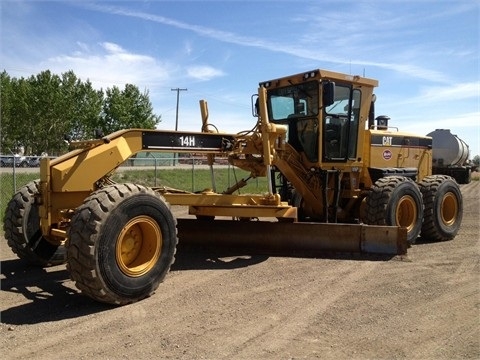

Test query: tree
[26,70,103,154]
[472,155,480,172]
[1,72,33,154]
[0,71,14,152]
[61,71,103,141]
[1,70,161,155]
[27,70,66,155]
[101,84,160,134]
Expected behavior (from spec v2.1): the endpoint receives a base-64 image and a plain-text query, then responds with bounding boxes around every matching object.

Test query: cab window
[323,85,361,161]
[267,81,319,122]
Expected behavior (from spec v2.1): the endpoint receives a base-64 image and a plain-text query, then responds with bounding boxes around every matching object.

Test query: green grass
[0,167,268,221]
[1,172,40,221]
[3,167,477,230]
[112,167,269,193]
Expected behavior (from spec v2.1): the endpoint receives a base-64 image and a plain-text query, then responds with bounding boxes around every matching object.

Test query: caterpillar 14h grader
[4,69,463,305]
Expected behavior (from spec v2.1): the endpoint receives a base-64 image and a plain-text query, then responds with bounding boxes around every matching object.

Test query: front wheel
[419,175,463,241]
[67,183,178,305]
[365,176,424,244]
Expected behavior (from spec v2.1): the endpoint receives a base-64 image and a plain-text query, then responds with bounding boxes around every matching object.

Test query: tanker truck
[427,129,473,184]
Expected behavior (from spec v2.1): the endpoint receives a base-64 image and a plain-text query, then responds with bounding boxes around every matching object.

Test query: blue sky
[1,0,479,156]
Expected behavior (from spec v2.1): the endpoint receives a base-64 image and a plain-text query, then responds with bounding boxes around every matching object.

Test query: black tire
[3,180,67,266]
[419,175,463,241]
[67,183,178,305]
[366,176,424,244]
[291,189,308,221]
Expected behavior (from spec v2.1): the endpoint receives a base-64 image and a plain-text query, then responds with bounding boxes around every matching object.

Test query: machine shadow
[172,243,270,271]
[173,241,397,272]
[412,236,450,246]
[1,243,395,326]
[0,247,270,325]
[0,258,112,325]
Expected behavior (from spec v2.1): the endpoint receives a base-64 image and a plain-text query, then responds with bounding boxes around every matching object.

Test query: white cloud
[381,82,480,108]
[183,41,193,56]
[42,42,174,89]
[404,112,480,132]
[187,65,225,81]
[417,83,480,103]
[102,42,125,54]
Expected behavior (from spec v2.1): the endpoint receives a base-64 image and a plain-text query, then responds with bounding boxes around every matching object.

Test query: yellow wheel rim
[441,192,458,226]
[396,195,417,232]
[116,216,162,277]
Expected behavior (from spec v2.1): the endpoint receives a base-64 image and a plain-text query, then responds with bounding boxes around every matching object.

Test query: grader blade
[177,219,408,256]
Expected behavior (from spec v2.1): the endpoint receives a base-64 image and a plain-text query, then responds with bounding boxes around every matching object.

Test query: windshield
[267,81,319,122]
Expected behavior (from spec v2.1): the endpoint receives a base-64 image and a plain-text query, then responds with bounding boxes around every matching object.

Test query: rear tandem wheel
[419,175,463,241]
[3,180,66,266]
[365,176,424,245]
[67,183,178,305]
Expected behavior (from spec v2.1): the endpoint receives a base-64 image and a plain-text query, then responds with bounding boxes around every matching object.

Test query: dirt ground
[1,181,479,360]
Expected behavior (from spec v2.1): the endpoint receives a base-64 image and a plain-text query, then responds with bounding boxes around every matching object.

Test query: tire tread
[67,183,177,305]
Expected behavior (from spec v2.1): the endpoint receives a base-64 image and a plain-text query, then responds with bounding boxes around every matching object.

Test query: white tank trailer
[427,129,473,184]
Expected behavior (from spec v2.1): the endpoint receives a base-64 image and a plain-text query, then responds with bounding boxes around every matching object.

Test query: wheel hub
[396,195,417,232]
[116,216,162,277]
[441,192,458,226]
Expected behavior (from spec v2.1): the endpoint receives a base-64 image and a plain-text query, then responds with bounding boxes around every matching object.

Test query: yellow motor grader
[3,69,463,305]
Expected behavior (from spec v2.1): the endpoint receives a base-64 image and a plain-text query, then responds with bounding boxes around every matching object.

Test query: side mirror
[251,95,259,117]
[322,81,335,107]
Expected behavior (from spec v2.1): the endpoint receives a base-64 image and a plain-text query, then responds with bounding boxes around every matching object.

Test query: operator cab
[259,70,365,164]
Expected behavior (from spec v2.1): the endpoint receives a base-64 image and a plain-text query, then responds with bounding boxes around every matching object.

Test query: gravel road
[1,181,479,359]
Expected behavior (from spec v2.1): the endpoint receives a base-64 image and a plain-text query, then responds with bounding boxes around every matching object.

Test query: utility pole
[171,88,187,165]
[171,88,188,131]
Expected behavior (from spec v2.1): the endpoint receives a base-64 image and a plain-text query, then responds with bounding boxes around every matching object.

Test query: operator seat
[325,123,341,158]
[287,113,303,152]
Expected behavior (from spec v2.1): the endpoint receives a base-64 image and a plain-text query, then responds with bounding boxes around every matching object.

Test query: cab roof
[260,69,379,88]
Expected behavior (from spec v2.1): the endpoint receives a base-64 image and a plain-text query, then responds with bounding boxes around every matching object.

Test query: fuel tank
[427,129,470,167]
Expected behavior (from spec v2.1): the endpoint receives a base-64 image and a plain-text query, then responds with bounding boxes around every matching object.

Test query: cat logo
[382,136,393,146]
